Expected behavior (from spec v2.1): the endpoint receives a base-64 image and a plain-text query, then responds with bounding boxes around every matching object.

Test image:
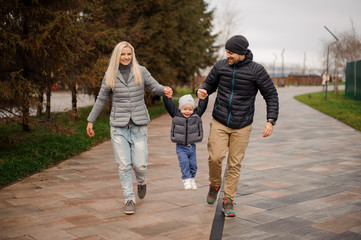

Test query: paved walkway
[1,86,361,240]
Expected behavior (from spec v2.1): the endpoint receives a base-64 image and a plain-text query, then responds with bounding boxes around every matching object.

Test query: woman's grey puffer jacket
[87,66,165,127]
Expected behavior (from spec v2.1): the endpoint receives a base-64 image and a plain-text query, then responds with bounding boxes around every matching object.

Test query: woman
[86,41,172,215]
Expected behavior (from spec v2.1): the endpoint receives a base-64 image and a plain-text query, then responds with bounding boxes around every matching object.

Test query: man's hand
[197,88,208,100]
[262,122,273,138]
[87,122,95,137]
[164,87,173,98]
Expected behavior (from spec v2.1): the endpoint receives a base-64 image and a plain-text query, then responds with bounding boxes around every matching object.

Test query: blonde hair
[105,41,142,89]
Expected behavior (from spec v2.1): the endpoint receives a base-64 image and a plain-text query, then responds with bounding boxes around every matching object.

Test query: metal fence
[271,76,322,87]
[345,60,361,101]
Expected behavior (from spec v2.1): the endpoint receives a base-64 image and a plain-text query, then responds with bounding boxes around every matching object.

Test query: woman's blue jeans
[110,122,148,200]
[176,143,197,179]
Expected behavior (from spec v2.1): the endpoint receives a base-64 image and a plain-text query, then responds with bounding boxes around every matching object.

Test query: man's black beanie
[225,35,249,55]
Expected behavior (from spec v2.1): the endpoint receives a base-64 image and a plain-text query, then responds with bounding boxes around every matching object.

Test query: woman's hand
[164,87,173,98]
[87,122,95,137]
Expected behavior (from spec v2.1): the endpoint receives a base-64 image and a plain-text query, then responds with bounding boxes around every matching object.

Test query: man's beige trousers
[207,118,252,201]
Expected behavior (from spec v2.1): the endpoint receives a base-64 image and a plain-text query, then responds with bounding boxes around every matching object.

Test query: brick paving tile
[312,211,361,234]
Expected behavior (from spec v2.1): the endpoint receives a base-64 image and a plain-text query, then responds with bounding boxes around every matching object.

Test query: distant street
[49,91,95,113]
[0,91,95,118]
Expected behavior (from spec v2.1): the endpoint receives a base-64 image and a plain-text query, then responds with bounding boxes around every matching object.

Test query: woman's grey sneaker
[138,184,146,199]
[207,184,220,204]
[124,200,135,215]
[222,198,236,217]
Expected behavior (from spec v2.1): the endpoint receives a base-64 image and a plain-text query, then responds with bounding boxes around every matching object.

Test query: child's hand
[197,89,208,99]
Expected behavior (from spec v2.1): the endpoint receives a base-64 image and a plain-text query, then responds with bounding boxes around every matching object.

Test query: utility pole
[281,49,285,77]
[303,52,306,75]
[280,49,285,87]
[324,26,339,100]
[273,52,278,76]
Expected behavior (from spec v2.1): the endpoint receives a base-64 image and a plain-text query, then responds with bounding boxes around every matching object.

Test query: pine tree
[95,0,217,103]
[1,0,41,131]
[169,0,217,89]
[0,0,92,128]
[0,0,217,131]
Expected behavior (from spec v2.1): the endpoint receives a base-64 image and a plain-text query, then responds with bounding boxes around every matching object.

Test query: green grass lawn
[294,90,361,132]
[0,98,171,188]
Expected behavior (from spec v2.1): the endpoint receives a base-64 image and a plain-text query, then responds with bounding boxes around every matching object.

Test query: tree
[326,20,361,96]
[98,0,217,99]
[0,0,217,131]
[169,0,217,91]
[0,0,42,131]
[79,0,127,102]
[212,0,242,60]
[30,1,93,120]
[0,0,92,128]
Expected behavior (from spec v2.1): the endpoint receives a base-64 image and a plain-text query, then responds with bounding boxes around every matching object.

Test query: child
[163,94,208,190]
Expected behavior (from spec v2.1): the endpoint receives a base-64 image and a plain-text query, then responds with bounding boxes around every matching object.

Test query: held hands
[87,122,95,137]
[262,122,273,138]
[197,89,208,100]
[197,87,273,138]
[87,87,173,138]
[164,87,173,98]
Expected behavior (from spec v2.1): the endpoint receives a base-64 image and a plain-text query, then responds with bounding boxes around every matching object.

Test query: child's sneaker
[222,198,236,217]
[190,178,197,190]
[182,179,192,190]
[124,199,135,215]
[207,184,220,204]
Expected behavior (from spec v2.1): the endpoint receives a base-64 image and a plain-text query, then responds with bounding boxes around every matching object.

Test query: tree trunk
[334,59,338,96]
[45,80,51,121]
[334,78,339,96]
[21,106,30,132]
[192,76,195,94]
[36,86,44,117]
[21,93,31,132]
[71,84,78,120]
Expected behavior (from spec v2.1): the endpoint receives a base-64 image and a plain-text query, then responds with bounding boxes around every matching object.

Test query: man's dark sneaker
[138,183,146,199]
[124,200,135,215]
[222,198,236,217]
[207,184,220,204]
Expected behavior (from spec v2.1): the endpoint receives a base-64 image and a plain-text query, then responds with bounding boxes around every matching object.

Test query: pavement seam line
[209,164,228,240]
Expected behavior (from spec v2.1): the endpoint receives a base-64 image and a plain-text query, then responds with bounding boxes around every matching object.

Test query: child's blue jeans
[176,143,197,179]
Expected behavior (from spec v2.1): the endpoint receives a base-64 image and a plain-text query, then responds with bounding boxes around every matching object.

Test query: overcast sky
[205,0,361,70]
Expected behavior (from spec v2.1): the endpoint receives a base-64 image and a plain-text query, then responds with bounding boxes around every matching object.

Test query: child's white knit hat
[178,94,195,110]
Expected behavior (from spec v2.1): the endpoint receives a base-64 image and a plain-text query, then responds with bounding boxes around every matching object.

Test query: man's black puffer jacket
[199,50,279,129]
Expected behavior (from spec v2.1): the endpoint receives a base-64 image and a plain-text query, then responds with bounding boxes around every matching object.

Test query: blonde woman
[86,41,172,215]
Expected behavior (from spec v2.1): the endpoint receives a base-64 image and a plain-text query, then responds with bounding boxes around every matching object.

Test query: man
[197,35,279,217]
